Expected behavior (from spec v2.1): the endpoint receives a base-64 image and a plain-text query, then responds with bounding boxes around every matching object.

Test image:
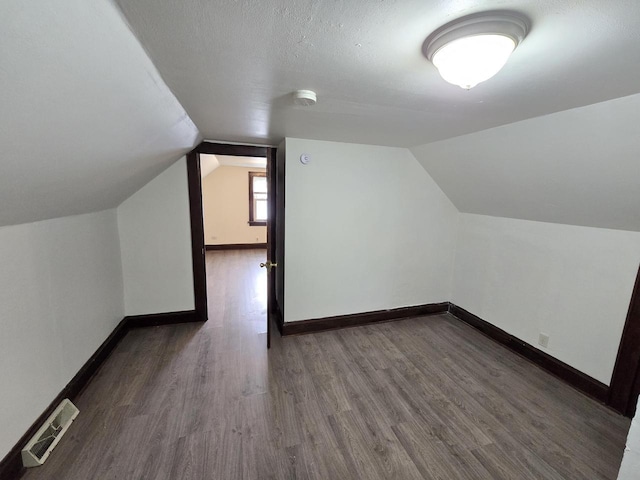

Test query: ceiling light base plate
[423,11,529,61]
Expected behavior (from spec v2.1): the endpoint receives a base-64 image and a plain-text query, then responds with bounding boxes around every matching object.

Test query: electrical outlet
[538,333,550,348]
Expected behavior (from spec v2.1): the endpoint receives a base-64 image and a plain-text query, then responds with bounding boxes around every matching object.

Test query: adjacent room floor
[23,250,630,479]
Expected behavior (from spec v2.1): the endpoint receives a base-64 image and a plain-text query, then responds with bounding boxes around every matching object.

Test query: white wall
[0,210,124,460]
[118,157,194,316]
[452,213,640,385]
[618,398,640,479]
[284,138,459,322]
[202,166,267,245]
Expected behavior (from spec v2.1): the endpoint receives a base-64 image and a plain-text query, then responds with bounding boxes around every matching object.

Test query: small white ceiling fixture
[424,11,529,90]
[292,90,317,106]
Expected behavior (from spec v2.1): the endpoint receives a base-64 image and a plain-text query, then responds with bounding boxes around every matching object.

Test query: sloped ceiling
[0,0,200,227]
[200,155,220,179]
[114,0,640,147]
[412,93,640,232]
[200,155,267,179]
[215,155,267,169]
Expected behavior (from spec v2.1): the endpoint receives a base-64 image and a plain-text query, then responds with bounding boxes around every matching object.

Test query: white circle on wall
[300,154,311,165]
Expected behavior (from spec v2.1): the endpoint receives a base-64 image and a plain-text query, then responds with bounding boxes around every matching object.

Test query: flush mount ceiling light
[423,11,529,89]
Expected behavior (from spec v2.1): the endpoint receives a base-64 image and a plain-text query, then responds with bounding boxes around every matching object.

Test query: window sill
[249,221,267,226]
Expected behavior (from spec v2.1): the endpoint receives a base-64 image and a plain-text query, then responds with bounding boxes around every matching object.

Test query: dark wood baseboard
[125,310,200,328]
[206,243,267,251]
[0,310,204,479]
[282,302,450,336]
[448,303,609,403]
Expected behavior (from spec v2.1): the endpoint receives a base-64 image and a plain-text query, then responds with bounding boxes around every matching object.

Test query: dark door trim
[265,147,277,348]
[196,142,268,157]
[273,145,285,334]
[609,263,640,416]
[186,141,278,344]
[186,149,208,322]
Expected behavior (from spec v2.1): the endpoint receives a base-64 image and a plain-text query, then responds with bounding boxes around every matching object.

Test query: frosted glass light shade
[432,34,516,89]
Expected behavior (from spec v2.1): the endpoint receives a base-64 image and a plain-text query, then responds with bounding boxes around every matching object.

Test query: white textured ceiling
[114,0,640,147]
[0,0,199,227]
[412,93,640,232]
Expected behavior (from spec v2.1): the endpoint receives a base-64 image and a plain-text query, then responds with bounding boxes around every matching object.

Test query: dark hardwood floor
[23,250,630,479]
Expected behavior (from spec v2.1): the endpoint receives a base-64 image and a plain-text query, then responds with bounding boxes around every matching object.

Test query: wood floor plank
[21,250,630,480]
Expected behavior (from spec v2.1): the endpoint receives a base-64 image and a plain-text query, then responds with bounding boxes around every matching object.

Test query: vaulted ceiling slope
[412,93,640,232]
[115,0,640,147]
[0,0,200,227]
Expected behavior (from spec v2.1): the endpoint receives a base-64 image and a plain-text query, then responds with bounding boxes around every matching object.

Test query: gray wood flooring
[23,250,631,479]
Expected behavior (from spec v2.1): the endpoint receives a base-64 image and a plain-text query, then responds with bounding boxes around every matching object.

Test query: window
[249,172,267,226]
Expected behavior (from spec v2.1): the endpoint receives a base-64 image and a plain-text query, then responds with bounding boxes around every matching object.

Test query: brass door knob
[260,261,277,270]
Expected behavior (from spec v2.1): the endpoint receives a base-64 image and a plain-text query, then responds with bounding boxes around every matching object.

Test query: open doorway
[201,154,268,340]
[185,142,281,349]
[200,155,268,247]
